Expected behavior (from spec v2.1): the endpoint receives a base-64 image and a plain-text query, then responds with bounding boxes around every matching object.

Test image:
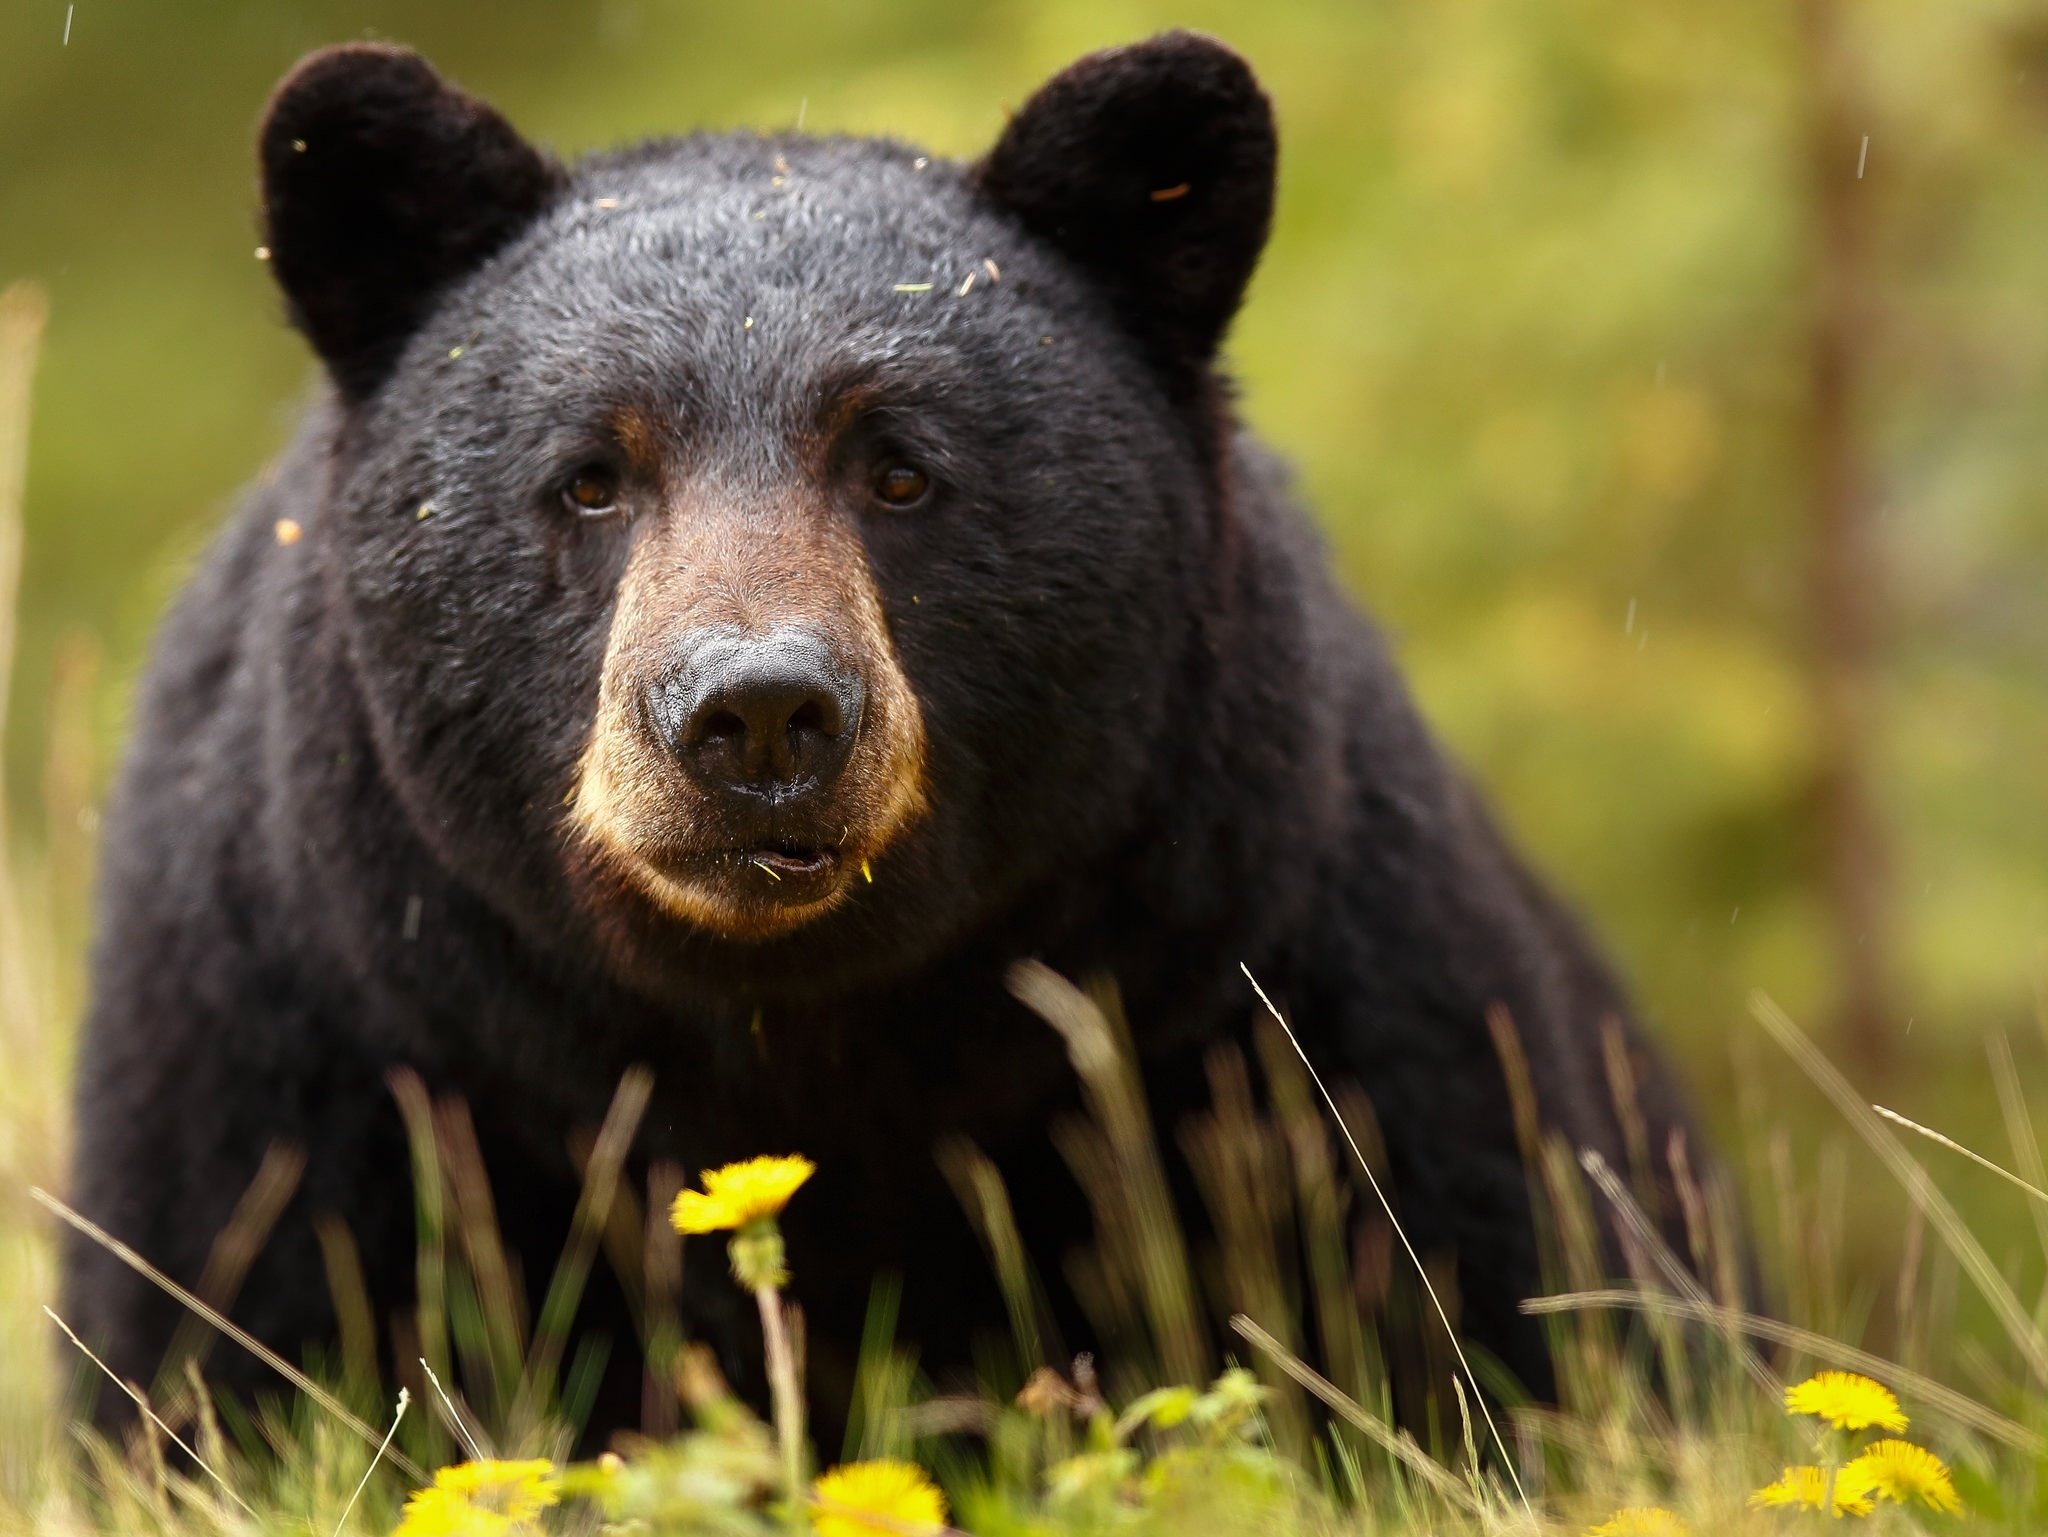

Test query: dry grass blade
[523,1065,654,1411]
[1986,1029,2048,1266]
[1239,963,1532,1515]
[938,1137,1047,1372]
[1522,1287,2043,1451]
[434,1097,530,1397]
[330,1388,409,1537]
[0,284,48,1049]
[29,1185,424,1480]
[0,284,42,762]
[640,1160,684,1441]
[1751,991,2048,1384]
[42,1306,257,1518]
[1576,1147,1778,1395]
[157,1140,306,1409]
[1230,1314,1480,1515]
[419,1357,487,1462]
[1008,961,1207,1389]
[389,1068,453,1450]
[1871,1103,2048,1207]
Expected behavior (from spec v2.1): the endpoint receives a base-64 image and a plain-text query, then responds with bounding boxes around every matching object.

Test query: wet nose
[644,629,863,794]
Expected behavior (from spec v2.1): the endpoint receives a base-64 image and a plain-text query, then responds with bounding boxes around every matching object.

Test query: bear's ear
[976,32,1276,375]
[259,44,564,399]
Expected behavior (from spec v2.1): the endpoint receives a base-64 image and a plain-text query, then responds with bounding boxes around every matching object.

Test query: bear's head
[259,34,1277,998]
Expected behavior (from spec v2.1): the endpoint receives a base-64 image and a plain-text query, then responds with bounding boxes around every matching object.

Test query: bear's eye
[872,463,930,509]
[562,466,620,517]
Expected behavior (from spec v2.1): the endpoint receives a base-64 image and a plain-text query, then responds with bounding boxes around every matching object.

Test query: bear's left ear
[259,44,565,400]
[976,32,1276,375]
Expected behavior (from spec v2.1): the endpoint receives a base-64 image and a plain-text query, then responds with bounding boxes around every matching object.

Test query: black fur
[260,44,565,398]
[978,33,1277,380]
[66,33,1729,1439]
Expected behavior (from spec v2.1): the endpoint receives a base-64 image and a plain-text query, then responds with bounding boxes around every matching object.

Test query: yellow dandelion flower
[392,1487,508,1537]
[393,1459,559,1537]
[1783,1370,1908,1432]
[670,1154,816,1235]
[810,1459,948,1537]
[1846,1439,1963,1515]
[1585,1508,1688,1537]
[1749,1463,1877,1518]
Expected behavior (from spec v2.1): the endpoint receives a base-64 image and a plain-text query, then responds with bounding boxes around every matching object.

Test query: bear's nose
[644,629,863,795]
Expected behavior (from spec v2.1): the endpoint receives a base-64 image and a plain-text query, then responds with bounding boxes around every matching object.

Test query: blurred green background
[3,0,2048,1417]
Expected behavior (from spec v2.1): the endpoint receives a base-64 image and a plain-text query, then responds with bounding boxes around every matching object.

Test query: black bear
[65,32,1732,1438]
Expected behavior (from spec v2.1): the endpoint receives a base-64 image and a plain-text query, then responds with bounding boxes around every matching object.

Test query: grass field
[4,276,2048,1536]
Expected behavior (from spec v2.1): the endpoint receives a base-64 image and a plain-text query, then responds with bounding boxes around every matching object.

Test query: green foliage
[567,1385,782,1535]
[19,973,2048,1536]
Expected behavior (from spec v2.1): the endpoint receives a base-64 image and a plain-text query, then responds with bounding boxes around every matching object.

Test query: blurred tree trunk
[1799,0,1895,1074]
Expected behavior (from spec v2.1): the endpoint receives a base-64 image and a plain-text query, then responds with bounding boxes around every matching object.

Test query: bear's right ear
[259,45,563,400]
[976,32,1277,379]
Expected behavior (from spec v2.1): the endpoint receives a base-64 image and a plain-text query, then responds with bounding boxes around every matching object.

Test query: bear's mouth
[735,842,836,880]
[631,839,849,916]
[578,830,862,942]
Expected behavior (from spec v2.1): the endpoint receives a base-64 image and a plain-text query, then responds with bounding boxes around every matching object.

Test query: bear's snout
[644,628,864,801]
[565,503,929,940]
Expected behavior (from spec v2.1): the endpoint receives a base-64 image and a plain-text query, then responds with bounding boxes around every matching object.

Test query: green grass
[7,281,2048,1535]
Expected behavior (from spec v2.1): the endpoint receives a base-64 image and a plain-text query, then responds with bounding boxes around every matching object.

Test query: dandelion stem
[756,1281,805,1518]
